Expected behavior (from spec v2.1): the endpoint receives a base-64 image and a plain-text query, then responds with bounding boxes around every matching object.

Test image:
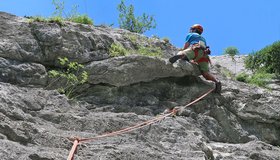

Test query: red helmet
[191,24,203,34]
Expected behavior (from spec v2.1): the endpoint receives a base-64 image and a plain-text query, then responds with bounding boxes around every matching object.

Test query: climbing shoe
[169,55,182,64]
[215,81,222,94]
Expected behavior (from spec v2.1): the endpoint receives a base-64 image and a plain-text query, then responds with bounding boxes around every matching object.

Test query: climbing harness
[192,43,210,64]
[67,87,215,160]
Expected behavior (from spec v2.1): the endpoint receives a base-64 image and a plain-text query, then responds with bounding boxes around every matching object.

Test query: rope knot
[68,137,81,143]
[171,107,181,116]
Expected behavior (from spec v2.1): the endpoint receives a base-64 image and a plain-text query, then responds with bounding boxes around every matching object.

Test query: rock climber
[169,24,221,94]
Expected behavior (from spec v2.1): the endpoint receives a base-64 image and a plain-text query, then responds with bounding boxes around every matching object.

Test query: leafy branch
[47,57,88,99]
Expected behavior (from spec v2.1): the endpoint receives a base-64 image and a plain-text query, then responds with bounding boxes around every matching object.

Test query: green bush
[27,16,64,26]
[243,41,280,89]
[245,41,280,75]
[48,16,64,26]
[244,53,257,72]
[68,15,93,25]
[117,0,156,34]
[30,0,94,25]
[109,43,128,57]
[236,71,275,88]
[28,1,96,25]
[236,72,249,82]
[47,57,88,99]
[248,72,274,88]
[125,34,138,48]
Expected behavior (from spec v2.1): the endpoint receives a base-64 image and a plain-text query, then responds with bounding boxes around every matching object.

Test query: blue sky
[1,0,280,55]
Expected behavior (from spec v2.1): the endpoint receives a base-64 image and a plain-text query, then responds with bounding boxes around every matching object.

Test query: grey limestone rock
[0,11,280,160]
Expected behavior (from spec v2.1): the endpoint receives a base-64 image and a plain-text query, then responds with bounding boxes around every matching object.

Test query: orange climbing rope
[67,87,215,160]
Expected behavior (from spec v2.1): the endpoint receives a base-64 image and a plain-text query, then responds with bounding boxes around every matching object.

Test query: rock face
[85,55,200,86]
[0,57,47,86]
[0,12,280,160]
[211,55,248,74]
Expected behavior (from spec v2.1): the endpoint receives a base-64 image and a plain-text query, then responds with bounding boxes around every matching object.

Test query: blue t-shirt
[185,33,207,46]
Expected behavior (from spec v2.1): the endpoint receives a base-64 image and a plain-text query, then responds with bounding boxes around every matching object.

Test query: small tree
[223,46,239,59]
[47,57,88,99]
[223,46,239,74]
[117,0,156,34]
